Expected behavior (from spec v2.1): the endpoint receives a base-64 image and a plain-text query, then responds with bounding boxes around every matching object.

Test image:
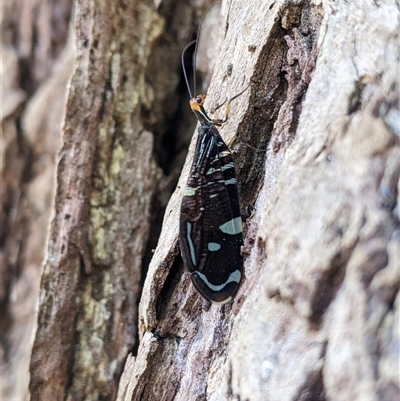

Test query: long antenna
[181,3,220,99]
[181,40,197,99]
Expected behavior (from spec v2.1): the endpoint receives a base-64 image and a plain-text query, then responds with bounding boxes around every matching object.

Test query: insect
[179,36,244,305]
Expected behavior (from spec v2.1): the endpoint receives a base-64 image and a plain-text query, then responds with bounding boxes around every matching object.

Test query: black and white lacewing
[179,36,244,305]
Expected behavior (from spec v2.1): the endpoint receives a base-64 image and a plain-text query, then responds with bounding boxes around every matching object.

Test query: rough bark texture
[1,0,398,400]
[28,0,185,399]
[1,0,73,399]
[1,0,206,398]
[119,0,399,400]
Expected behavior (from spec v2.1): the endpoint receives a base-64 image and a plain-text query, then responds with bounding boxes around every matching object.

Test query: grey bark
[119,1,399,400]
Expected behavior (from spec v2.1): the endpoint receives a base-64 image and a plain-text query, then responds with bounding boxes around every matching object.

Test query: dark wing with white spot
[180,124,243,304]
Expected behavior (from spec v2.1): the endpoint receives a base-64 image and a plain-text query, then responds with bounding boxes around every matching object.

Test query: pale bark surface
[1,0,398,400]
[120,0,399,400]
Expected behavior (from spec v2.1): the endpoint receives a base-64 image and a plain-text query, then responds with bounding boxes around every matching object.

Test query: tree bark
[118,0,399,400]
[1,0,72,399]
[27,0,212,400]
[1,0,398,400]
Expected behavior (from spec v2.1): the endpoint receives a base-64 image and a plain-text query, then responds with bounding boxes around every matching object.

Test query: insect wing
[180,125,243,304]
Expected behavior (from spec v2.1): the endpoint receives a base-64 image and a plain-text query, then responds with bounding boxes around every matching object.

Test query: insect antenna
[181,3,220,99]
[181,40,196,99]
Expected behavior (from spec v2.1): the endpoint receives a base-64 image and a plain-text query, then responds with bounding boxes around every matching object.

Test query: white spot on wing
[194,269,241,292]
[221,162,234,171]
[224,178,237,185]
[219,217,242,235]
[185,187,198,196]
[206,167,221,175]
[187,222,197,266]
[208,242,221,251]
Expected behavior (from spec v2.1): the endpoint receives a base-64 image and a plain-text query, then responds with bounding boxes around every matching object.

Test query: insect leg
[211,83,251,125]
